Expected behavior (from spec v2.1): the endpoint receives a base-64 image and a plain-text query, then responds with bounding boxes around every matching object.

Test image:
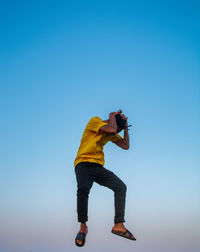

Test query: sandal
[75,229,88,247]
[111,229,136,240]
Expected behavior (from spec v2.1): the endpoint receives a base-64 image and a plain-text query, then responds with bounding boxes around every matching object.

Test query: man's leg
[75,162,94,223]
[94,166,136,240]
[94,166,127,224]
[75,162,94,245]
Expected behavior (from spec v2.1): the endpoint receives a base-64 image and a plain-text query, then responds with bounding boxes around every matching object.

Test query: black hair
[115,114,127,130]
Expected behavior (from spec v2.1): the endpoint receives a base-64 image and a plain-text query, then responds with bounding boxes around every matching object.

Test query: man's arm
[113,127,129,150]
[99,112,118,135]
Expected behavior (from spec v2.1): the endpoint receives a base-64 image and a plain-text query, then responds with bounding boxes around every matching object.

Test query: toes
[76,240,83,245]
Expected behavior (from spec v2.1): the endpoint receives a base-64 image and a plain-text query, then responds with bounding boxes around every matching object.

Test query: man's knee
[115,181,127,193]
[121,182,127,193]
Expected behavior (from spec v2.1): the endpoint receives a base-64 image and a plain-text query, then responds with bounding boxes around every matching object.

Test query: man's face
[116,113,127,133]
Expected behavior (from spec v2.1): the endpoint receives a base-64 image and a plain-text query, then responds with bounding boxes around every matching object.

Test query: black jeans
[75,162,127,224]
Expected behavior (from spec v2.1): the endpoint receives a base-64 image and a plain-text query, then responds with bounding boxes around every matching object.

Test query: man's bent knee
[121,183,127,193]
[114,182,127,193]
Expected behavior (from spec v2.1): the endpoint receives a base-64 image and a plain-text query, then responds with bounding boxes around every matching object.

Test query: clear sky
[0,0,199,251]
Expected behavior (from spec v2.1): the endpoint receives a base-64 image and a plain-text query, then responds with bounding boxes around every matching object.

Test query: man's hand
[109,111,120,117]
[119,113,128,127]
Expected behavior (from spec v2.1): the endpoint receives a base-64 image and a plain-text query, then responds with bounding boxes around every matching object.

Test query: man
[74,110,136,247]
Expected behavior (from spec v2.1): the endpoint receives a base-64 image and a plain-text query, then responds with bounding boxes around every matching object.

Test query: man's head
[115,113,127,132]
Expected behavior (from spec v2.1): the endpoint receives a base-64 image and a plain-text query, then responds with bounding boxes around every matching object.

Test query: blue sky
[0,0,200,251]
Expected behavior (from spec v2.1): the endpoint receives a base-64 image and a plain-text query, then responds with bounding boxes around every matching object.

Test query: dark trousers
[75,161,127,224]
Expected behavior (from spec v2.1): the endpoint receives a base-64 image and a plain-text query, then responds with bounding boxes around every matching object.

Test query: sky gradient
[0,0,200,251]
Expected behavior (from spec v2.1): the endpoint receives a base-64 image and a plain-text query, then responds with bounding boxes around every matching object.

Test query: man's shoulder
[85,116,107,133]
[88,116,102,123]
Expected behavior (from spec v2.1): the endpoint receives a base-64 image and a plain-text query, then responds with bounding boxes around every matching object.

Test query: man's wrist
[109,112,118,118]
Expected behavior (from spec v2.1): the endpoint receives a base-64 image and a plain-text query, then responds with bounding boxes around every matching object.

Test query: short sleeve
[86,116,108,133]
[110,133,122,143]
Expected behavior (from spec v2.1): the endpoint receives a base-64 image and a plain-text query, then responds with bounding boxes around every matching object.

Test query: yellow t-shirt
[74,116,122,167]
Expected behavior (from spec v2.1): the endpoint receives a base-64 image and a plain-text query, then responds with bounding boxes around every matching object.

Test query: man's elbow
[109,129,117,135]
[99,126,117,135]
[123,145,129,150]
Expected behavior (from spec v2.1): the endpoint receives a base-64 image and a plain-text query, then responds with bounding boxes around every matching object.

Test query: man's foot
[112,222,136,240]
[75,223,88,246]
